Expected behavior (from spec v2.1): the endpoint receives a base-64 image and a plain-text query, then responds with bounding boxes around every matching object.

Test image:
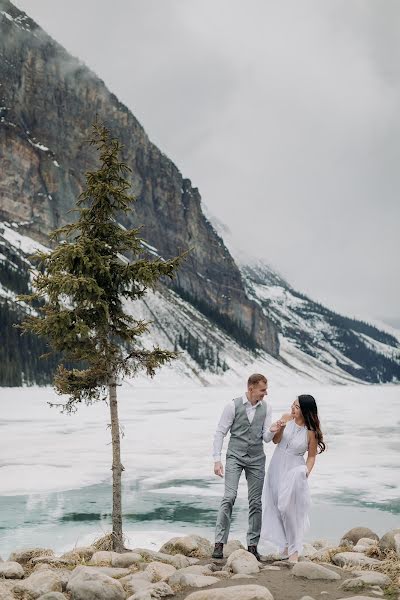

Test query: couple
[212,373,325,562]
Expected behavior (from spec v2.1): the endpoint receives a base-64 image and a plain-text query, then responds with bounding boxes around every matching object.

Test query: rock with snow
[225,549,260,575]
[66,566,125,600]
[292,562,341,580]
[0,561,25,579]
[332,552,381,567]
[340,527,379,546]
[379,528,400,552]
[159,535,212,558]
[184,585,274,600]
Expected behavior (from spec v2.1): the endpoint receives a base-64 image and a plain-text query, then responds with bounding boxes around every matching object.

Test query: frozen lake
[0,380,399,557]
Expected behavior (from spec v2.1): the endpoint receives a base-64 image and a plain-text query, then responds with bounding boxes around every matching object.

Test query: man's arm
[263,404,275,443]
[213,402,235,477]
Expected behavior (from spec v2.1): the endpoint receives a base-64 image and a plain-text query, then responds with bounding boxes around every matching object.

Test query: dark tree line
[176,329,228,373]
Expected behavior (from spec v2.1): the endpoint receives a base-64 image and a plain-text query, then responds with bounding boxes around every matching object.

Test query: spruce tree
[19,123,183,550]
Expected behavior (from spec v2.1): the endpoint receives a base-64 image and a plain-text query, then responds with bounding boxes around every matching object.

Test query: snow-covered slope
[1,220,399,386]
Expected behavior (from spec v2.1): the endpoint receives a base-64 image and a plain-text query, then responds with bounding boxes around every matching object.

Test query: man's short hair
[247,373,267,387]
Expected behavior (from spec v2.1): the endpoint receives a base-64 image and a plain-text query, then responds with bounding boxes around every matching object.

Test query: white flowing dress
[261,420,311,555]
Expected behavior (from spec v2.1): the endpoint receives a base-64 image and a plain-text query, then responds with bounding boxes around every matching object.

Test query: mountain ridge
[0,0,399,385]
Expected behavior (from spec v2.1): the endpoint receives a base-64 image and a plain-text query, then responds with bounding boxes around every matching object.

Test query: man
[212,373,274,560]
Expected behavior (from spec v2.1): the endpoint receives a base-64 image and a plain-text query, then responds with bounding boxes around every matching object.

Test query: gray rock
[231,574,256,579]
[168,565,213,586]
[184,585,274,599]
[126,581,174,599]
[75,566,131,578]
[159,535,212,558]
[378,528,400,552]
[292,562,341,580]
[67,566,125,600]
[0,560,25,579]
[13,569,64,599]
[0,581,16,600]
[132,549,193,569]
[223,540,245,558]
[119,573,153,596]
[340,571,391,589]
[340,527,379,546]
[144,562,176,582]
[169,573,219,588]
[332,552,381,567]
[225,549,260,575]
[298,597,317,600]
[300,543,317,558]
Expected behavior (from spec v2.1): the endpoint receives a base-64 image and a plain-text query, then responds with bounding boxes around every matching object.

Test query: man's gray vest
[227,397,266,460]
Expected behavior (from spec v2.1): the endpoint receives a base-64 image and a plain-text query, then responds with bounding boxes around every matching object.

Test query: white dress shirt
[212,394,274,461]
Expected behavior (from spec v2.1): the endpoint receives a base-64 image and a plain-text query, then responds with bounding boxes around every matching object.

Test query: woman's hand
[270,419,287,433]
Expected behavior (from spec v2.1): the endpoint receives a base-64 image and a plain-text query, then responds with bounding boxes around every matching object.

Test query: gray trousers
[215,453,266,546]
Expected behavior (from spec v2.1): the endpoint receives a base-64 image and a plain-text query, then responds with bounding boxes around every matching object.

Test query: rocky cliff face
[0,0,279,356]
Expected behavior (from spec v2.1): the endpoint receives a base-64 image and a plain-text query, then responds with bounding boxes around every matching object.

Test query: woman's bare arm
[306,431,318,477]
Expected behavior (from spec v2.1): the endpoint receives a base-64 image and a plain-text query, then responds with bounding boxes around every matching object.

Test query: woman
[260,394,326,562]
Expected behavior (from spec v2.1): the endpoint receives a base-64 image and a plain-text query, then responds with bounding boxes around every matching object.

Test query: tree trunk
[109,376,124,551]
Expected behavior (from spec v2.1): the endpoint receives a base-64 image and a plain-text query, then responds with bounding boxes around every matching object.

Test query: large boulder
[332,552,381,567]
[225,550,260,575]
[184,585,274,600]
[340,527,378,546]
[66,566,125,600]
[13,568,64,599]
[159,536,212,558]
[8,549,54,565]
[379,528,400,552]
[292,562,340,580]
[0,561,25,579]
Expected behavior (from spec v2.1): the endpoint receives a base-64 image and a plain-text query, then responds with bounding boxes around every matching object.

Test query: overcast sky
[14,0,400,327]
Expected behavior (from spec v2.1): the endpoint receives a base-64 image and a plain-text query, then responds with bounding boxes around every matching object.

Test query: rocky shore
[0,527,399,600]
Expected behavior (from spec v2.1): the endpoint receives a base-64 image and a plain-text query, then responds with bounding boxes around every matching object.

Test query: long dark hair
[298,394,326,454]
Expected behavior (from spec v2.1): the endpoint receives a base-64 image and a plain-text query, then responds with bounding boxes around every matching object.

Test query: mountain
[0,0,399,386]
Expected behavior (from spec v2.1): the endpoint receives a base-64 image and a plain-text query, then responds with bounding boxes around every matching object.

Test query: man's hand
[214,461,224,477]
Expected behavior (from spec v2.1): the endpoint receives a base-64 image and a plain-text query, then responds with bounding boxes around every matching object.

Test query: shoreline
[0,526,399,600]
